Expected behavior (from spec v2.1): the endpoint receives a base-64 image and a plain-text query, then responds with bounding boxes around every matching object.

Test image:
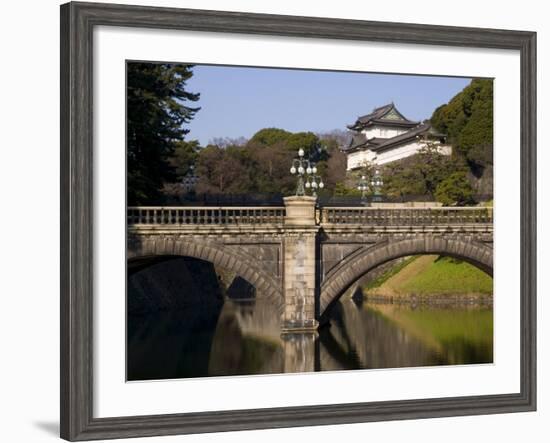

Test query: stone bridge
[127,197,493,332]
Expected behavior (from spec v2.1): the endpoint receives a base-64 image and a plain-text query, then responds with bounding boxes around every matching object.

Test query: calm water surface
[127,297,493,381]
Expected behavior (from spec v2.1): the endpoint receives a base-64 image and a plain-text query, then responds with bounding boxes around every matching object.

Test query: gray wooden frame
[60,1,537,440]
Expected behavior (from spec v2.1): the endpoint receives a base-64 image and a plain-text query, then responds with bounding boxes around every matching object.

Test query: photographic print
[126,62,494,381]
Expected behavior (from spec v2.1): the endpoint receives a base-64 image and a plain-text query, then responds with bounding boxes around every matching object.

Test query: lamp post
[357,175,369,206]
[290,149,323,196]
[371,169,384,203]
[305,174,324,197]
[181,165,198,193]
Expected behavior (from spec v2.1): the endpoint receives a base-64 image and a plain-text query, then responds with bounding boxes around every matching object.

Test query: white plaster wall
[348,141,452,169]
[438,144,453,156]
[364,126,409,139]
[375,141,424,164]
[346,149,377,170]
[376,141,451,164]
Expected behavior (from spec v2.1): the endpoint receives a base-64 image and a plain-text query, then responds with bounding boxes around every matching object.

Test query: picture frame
[60,1,537,441]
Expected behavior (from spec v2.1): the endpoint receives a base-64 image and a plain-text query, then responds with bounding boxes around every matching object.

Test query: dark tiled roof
[356,104,393,123]
[370,123,432,151]
[342,122,446,153]
[347,103,419,130]
[366,137,386,146]
[346,133,368,150]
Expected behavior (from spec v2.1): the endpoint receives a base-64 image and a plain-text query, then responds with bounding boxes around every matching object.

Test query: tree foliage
[247,128,325,160]
[382,142,465,198]
[333,182,361,196]
[414,144,463,194]
[127,63,200,204]
[170,140,200,180]
[435,171,475,206]
[195,145,251,194]
[382,161,427,197]
[431,79,493,174]
[321,143,348,192]
[249,128,292,147]
[378,80,493,201]
[193,128,338,197]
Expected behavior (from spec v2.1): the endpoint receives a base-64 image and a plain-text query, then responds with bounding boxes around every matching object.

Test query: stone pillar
[282,196,319,332]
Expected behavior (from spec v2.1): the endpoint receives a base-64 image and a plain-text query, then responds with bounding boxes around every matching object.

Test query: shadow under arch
[319,236,493,322]
[127,235,283,308]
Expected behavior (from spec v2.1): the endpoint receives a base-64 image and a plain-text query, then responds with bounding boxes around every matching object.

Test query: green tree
[431,79,493,174]
[435,171,475,206]
[248,128,324,159]
[320,143,347,194]
[193,127,341,197]
[414,143,462,194]
[382,161,427,197]
[170,140,200,180]
[248,128,292,147]
[334,182,361,196]
[245,128,327,195]
[127,63,200,204]
[382,143,459,197]
[249,143,296,195]
[287,132,324,159]
[195,145,254,194]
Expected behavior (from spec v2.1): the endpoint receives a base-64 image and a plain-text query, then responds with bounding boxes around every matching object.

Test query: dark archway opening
[127,255,282,380]
[127,256,226,380]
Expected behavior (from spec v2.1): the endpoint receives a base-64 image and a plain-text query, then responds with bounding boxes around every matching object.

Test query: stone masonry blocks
[129,214,492,331]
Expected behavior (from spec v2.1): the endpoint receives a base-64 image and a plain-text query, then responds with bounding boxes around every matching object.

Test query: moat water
[127,297,493,381]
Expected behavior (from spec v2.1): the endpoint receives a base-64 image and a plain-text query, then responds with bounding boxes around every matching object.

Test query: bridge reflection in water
[127,295,493,381]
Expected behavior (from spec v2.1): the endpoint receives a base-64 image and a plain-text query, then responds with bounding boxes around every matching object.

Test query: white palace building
[343,103,452,170]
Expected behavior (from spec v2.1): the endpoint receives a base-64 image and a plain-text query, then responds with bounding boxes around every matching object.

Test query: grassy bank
[363,256,418,290]
[365,255,493,297]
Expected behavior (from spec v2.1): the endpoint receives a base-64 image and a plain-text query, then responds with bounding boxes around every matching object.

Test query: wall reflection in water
[127,297,493,381]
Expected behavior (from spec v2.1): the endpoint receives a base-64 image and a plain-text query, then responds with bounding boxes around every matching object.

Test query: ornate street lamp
[370,169,384,203]
[305,174,325,197]
[357,175,370,206]
[290,148,323,196]
[181,165,198,193]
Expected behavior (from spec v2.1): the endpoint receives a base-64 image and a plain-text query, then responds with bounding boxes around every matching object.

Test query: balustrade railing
[128,206,493,227]
[320,207,493,225]
[128,206,286,226]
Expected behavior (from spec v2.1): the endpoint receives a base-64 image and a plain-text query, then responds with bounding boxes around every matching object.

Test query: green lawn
[365,255,493,296]
[401,256,493,295]
[363,256,418,290]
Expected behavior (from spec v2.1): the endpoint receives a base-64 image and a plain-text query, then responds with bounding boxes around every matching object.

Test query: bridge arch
[319,236,493,320]
[127,235,283,306]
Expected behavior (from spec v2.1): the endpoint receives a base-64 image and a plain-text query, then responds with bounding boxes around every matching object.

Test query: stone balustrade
[128,206,286,226]
[128,206,493,227]
[319,206,493,225]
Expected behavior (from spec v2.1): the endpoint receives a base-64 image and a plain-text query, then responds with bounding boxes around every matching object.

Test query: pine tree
[127,63,200,205]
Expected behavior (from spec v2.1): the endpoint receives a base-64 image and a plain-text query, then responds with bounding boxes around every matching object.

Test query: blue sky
[183,64,471,146]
